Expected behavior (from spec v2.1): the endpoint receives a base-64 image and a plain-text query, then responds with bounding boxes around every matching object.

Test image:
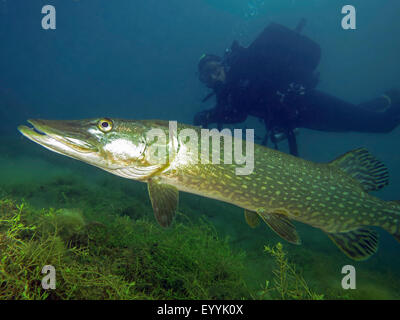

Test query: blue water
[1,0,400,299]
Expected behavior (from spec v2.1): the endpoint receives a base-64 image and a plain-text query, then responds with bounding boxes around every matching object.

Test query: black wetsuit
[194,23,399,156]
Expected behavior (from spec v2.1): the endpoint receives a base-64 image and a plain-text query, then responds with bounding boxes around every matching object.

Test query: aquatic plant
[0,198,249,300]
[259,242,324,300]
[0,199,141,299]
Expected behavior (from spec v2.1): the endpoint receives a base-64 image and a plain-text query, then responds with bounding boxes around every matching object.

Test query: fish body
[18,118,400,260]
[163,146,388,234]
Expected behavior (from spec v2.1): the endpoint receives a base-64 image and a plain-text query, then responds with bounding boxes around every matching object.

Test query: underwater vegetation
[259,243,323,300]
[0,198,250,299]
[0,196,327,300]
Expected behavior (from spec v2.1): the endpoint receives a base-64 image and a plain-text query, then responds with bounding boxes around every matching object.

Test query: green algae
[0,198,249,300]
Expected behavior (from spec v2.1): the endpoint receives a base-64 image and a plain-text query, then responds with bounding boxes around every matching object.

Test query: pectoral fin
[244,209,260,228]
[258,211,301,244]
[147,179,179,228]
[326,227,379,261]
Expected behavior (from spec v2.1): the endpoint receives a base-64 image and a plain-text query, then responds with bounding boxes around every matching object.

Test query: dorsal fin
[329,148,389,192]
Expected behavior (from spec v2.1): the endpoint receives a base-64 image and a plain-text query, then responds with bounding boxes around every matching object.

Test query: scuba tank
[254,19,319,156]
[247,19,321,92]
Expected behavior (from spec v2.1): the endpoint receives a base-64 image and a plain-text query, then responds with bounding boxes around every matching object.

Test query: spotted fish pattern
[18,119,400,260]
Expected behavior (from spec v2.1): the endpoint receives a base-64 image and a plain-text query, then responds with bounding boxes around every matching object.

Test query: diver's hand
[193,110,210,128]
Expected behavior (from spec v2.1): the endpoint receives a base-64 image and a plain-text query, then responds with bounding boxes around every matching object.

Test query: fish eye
[98,118,113,133]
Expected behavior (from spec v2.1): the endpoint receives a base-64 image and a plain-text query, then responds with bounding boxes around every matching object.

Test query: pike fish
[18,118,400,260]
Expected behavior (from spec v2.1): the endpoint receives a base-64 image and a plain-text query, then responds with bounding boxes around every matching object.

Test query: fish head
[18,118,170,180]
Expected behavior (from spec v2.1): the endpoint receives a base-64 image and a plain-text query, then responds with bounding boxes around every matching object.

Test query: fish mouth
[18,119,97,157]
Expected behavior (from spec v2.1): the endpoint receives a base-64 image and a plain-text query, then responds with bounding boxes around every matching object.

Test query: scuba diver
[194,21,400,156]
